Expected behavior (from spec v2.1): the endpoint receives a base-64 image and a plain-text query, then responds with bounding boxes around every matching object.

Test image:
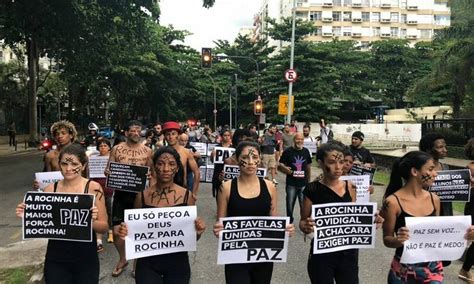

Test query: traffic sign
[278,94,295,115]
[284,69,298,83]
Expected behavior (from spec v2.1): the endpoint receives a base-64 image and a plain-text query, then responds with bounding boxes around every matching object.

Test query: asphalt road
[0,152,467,283]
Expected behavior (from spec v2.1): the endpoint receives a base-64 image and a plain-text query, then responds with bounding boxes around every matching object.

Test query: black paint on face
[332,153,343,161]
[421,174,432,183]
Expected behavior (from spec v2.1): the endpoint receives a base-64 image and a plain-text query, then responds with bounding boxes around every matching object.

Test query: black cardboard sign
[23,191,94,242]
[106,162,149,193]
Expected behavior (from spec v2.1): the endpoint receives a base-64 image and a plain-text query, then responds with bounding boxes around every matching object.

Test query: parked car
[99,127,114,139]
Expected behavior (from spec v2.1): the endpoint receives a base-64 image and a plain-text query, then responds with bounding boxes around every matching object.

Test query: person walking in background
[278,133,311,224]
[260,124,278,184]
[7,121,16,147]
[316,119,333,145]
[419,133,451,216]
[350,131,375,168]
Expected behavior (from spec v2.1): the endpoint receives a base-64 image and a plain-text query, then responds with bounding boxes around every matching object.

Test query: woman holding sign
[213,141,294,284]
[300,142,364,283]
[16,143,108,284]
[381,151,443,283]
[118,146,206,284]
[90,139,114,251]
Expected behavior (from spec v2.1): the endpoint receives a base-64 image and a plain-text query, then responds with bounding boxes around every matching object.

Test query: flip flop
[458,274,473,282]
[112,262,129,277]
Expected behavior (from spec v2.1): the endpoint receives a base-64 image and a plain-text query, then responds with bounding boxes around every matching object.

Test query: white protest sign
[340,175,371,203]
[400,215,471,264]
[88,156,109,178]
[223,165,267,180]
[207,143,218,155]
[124,206,197,260]
[218,216,290,265]
[213,147,235,164]
[189,142,207,156]
[35,171,64,191]
[312,202,376,254]
[303,140,317,154]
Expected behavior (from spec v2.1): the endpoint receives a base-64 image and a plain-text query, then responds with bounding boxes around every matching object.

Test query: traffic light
[201,48,212,68]
[254,99,263,115]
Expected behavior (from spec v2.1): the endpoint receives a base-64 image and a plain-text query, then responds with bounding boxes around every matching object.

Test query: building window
[434,15,450,25]
[391,27,399,37]
[362,0,370,7]
[333,0,342,6]
[400,14,407,23]
[400,0,407,8]
[343,11,352,21]
[333,11,342,21]
[372,27,381,36]
[343,26,352,36]
[420,29,432,39]
[310,11,322,21]
[391,12,399,22]
[372,0,380,7]
[400,28,407,38]
[333,26,342,36]
[343,0,352,6]
[315,26,323,36]
[362,12,370,22]
[371,12,380,22]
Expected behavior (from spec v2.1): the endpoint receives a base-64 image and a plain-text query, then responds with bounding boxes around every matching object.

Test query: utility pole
[286,0,297,124]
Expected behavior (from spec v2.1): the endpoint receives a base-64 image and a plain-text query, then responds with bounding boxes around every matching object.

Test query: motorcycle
[39,137,56,152]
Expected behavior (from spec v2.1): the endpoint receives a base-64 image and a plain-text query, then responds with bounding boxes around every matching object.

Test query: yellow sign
[278,95,295,115]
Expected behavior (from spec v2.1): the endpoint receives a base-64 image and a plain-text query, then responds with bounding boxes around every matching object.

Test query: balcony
[407,6,418,10]
[322,17,333,22]
[323,2,333,7]
[352,18,362,23]
[381,18,391,23]
[381,3,391,8]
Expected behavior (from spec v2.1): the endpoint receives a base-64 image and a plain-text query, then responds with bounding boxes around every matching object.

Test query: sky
[159,0,262,51]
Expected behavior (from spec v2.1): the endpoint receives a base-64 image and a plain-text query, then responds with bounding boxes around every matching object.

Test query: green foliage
[265,17,316,42]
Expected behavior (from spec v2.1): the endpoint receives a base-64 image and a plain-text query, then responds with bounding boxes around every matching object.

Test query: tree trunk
[26,37,39,143]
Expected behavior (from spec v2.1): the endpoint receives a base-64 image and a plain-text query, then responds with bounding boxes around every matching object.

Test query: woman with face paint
[16,144,108,284]
[117,146,206,284]
[300,142,379,283]
[381,151,444,283]
[213,141,294,284]
[90,139,114,251]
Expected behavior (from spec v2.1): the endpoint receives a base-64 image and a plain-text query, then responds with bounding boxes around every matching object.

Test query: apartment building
[254,0,450,49]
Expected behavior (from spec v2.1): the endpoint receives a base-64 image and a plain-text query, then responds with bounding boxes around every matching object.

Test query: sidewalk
[372,146,471,169]
[0,143,38,157]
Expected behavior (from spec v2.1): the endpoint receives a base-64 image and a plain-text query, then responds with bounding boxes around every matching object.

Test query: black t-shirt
[279,147,312,187]
[349,146,374,164]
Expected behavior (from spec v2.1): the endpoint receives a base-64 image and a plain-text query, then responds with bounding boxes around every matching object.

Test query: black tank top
[141,188,190,208]
[393,192,436,257]
[46,180,97,262]
[303,180,352,205]
[227,178,271,217]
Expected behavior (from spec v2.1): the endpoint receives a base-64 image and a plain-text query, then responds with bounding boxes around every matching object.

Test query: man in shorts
[107,120,153,277]
[260,124,278,184]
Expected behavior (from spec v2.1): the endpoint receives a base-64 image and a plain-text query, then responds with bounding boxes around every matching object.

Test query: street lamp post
[216,54,260,96]
[287,0,297,124]
[203,71,218,131]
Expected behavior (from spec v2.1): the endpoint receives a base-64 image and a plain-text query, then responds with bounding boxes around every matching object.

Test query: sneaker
[272,179,278,185]
[458,269,472,282]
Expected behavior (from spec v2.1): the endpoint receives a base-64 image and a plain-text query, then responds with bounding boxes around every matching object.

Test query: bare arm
[265,180,278,216]
[305,164,311,184]
[299,197,314,234]
[213,181,231,237]
[188,152,200,198]
[381,196,408,248]
[90,182,108,234]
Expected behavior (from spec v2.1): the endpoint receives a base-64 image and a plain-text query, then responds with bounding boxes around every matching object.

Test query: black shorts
[112,190,137,226]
